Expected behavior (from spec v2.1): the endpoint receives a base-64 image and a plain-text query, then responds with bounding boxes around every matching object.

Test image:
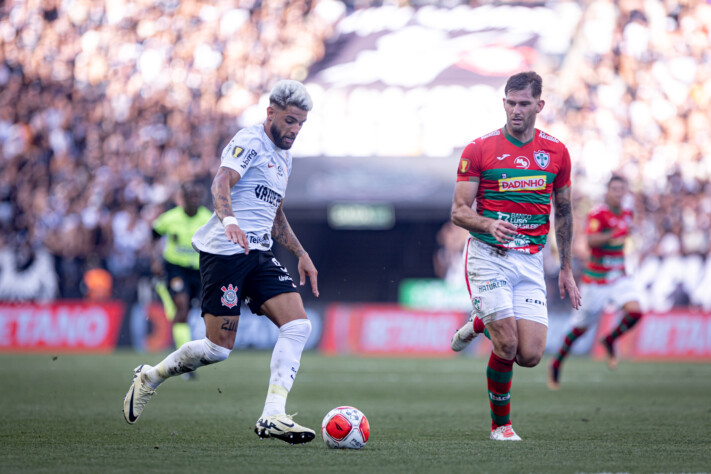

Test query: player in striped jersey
[450,71,581,441]
[548,175,643,390]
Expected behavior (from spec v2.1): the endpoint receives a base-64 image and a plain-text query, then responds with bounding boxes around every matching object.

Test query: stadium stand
[0,0,709,312]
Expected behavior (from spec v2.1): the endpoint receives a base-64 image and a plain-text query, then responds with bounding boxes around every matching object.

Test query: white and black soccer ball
[321,406,370,449]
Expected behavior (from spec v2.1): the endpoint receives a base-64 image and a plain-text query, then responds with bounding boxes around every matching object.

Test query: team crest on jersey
[232,146,244,158]
[220,284,239,308]
[459,159,470,173]
[533,150,550,169]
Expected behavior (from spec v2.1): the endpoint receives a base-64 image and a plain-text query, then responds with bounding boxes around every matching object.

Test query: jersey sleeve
[220,136,260,178]
[552,146,572,190]
[152,210,171,235]
[456,141,482,182]
[585,209,605,235]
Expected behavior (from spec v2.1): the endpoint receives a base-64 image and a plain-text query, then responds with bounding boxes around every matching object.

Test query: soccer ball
[321,406,370,449]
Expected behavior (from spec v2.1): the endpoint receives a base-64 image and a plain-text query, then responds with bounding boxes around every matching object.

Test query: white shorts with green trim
[464,237,548,327]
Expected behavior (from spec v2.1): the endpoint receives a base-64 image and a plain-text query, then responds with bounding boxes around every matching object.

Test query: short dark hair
[608,175,627,187]
[505,71,543,98]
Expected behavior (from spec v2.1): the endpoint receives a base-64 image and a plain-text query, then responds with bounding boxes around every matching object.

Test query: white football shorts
[570,276,638,328]
[464,237,548,327]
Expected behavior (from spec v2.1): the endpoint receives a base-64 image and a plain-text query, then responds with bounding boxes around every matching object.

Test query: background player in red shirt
[548,175,643,390]
[450,71,581,441]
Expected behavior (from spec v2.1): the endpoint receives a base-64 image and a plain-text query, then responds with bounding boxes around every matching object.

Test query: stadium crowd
[1,0,709,310]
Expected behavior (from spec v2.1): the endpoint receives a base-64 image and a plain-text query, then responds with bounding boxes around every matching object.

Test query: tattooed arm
[272,200,319,297]
[211,167,249,252]
[553,186,581,309]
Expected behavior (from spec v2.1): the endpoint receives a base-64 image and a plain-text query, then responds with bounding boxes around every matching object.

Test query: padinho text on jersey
[254,185,283,208]
[498,176,546,192]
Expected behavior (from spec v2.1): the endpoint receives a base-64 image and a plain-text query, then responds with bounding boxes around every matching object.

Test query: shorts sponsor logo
[254,185,283,208]
[498,176,546,192]
[240,149,257,168]
[478,280,508,292]
[220,284,239,308]
[278,275,293,282]
[514,156,530,169]
[525,298,546,306]
[533,150,550,169]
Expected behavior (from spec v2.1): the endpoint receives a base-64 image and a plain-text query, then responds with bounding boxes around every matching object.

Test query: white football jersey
[192,124,292,255]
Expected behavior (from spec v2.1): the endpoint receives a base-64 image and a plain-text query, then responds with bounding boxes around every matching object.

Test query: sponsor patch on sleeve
[588,218,600,233]
[459,159,470,173]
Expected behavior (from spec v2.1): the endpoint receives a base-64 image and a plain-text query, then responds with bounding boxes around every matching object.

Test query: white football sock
[144,338,231,389]
[261,319,312,417]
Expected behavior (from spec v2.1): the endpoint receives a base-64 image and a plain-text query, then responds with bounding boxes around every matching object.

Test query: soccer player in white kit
[123,80,320,444]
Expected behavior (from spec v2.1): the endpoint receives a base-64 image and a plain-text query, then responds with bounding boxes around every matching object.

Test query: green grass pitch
[1,352,710,473]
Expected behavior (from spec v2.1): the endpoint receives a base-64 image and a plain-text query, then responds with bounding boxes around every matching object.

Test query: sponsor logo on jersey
[459,159,470,173]
[254,185,283,208]
[480,129,501,140]
[240,149,257,168]
[247,233,271,248]
[496,154,510,161]
[498,176,546,191]
[538,130,559,143]
[220,284,239,308]
[232,146,244,158]
[533,150,550,169]
[514,156,530,169]
[496,212,540,229]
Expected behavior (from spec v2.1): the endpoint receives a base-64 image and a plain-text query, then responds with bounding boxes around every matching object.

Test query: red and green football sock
[551,327,587,370]
[604,311,643,344]
[473,316,491,340]
[487,351,514,428]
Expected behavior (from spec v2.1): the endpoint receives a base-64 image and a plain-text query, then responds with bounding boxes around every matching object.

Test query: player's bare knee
[516,352,542,367]
[492,338,518,359]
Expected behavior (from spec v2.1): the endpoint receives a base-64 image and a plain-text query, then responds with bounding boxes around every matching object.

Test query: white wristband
[222,216,239,228]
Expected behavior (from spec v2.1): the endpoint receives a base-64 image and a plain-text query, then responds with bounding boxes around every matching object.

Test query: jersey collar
[503,126,535,147]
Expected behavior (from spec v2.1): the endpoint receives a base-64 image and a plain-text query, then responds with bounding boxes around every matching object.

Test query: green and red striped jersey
[456,127,571,254]
[582,204,633,284]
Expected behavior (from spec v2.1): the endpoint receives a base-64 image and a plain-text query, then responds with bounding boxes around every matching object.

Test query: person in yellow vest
[152,182,211,366]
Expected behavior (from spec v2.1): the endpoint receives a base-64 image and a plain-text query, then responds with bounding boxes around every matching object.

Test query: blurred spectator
[0,233,58,302]
[82,255,113,301]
